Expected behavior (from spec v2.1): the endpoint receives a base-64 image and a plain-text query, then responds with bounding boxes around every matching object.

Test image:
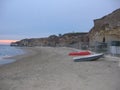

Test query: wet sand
[0,47,120,90]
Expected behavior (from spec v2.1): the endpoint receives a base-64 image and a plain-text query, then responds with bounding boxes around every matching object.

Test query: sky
[0,0,120,44]
[0,40,18,45]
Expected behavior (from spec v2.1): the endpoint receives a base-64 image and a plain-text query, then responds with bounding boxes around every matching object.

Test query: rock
[11,9,120,49]
[89,8,120,46]
[11,33,89,48]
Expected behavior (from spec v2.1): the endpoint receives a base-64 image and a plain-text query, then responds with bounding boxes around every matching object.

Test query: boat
[69,51,91,56]
[73,53,104,62]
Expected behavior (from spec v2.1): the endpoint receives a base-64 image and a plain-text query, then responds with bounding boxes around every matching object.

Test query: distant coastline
[11,9,120,50]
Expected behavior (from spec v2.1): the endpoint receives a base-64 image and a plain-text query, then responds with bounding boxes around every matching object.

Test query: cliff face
[11,9,120,48]
[11,33,89,47]
[89,8,120,46]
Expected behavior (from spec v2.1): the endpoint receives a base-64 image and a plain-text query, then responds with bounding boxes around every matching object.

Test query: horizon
[0,40,18,45]
[0,32,88,44]
[0,0,120,44]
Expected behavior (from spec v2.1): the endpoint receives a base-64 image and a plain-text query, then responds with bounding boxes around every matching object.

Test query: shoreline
[0,46,25,66]
[0,47,120,90]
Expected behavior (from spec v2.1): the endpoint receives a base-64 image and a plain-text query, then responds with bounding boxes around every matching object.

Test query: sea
[0,45,24,66]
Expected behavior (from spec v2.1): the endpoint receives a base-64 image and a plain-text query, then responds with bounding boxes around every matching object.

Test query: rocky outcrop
[58,33,89,46]
[11,9,120,48]
[89,8,120,46]
[11,32,89,48]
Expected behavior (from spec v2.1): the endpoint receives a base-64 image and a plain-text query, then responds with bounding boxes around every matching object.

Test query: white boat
[73,53,104,62]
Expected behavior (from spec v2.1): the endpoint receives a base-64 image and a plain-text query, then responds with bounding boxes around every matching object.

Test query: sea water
[0,45,24,65]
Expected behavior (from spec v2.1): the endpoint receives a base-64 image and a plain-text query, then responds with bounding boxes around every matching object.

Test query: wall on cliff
[89,8,120,46]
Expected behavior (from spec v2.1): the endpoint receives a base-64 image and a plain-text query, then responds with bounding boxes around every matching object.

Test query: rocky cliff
[89,8,120,46]
[11,8,120,48]
[11,32,89,48]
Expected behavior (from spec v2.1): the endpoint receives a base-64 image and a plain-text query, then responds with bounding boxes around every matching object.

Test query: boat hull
[73,53,104,62]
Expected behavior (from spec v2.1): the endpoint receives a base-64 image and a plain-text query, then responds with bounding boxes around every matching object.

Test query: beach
[0,47,120,90]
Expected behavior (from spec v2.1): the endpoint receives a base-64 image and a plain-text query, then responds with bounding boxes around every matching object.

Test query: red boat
[69,51,91,56]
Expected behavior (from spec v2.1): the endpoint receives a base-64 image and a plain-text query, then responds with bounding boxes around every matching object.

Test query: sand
[0,47,120,90]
